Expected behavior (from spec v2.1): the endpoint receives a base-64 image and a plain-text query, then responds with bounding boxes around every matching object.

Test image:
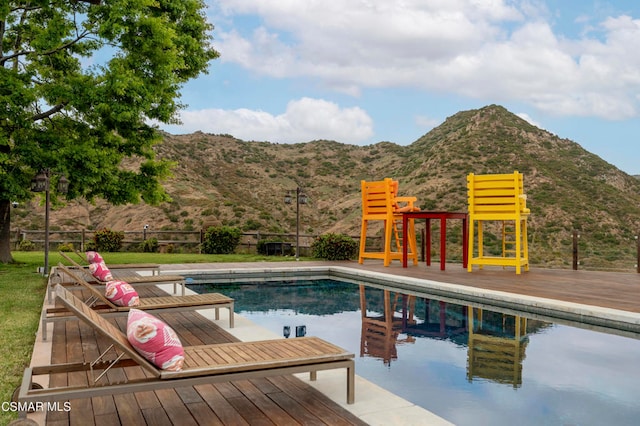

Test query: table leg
[462,217,468,268]
[440,217,446,271]
[402,215,408,268]
[426,218,431,266]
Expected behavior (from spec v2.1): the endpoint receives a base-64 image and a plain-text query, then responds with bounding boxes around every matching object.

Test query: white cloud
[174,97,374,144]
[516,112,540,127]
[210,0,640,120]
[414,115,442,130]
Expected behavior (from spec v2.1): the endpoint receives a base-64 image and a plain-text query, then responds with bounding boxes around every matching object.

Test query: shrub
[93,228,124,252]
[201,226,241,254]
[142,237,159,253]
[242,219,262,231]
[311,233,357,260]
[18,239,35,251]
[57,242,74,252]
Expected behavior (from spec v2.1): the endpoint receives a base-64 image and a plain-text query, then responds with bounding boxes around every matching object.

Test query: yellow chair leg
[383,219,393,266]
[408,218,418,265]
[515,221,521,275]
[478,221,484,270]
[359,220,367,264]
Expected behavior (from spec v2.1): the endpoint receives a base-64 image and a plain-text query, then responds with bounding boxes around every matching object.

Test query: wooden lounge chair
[41,264,234,339]
[20,285,355,405]
[54,252,186,301]
[67,250,161,274]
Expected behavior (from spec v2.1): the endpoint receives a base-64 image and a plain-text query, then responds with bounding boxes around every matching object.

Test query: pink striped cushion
[89,261,113,282]
[105,280,140,307]
[86,251,104,264]
[89,262,113,281]
[126,309,185,371]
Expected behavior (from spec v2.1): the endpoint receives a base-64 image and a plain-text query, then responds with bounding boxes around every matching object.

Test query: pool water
[189,279,640,426]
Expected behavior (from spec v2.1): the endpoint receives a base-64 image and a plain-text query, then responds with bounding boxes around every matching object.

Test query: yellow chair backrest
[361,178,395,219]
[467,171,529,219]
[359,178,418,266]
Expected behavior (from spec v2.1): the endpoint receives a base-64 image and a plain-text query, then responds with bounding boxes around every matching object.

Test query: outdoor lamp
[30,170,49,192]
[298,191,308,205]
[283,187,308,260]
[31,170,69,276]
[57,175,69,194]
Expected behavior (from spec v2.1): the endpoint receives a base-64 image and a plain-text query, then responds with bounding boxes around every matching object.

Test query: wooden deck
[41,286,366,426]
[344,261,640,314]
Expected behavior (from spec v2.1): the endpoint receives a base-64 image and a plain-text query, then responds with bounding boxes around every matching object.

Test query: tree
[0,0,219,263]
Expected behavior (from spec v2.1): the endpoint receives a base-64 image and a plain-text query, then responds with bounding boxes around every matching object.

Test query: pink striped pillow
[126,309,185,371]
[105,280,140,307]
[89,261,113,282]
[86,251,104,264]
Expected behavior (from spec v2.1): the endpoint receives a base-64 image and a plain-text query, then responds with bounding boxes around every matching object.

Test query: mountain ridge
[15,105,640,270]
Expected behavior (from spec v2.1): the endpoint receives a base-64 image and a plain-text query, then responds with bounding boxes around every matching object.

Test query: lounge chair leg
[41,317,47,341]
[310,371,317,381]
[347,361,355,404]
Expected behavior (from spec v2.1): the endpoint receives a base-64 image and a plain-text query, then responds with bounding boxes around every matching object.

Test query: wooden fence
[10,228,382,257]
[10,227,640,272]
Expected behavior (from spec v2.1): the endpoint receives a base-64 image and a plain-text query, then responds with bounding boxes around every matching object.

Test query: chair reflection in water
[359,286,415,366]
[466,307,530,388]
[401,300,468,339]
[358,286,532,388]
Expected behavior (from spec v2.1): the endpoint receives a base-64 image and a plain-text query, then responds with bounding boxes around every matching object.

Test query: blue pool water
[189,279,640,426]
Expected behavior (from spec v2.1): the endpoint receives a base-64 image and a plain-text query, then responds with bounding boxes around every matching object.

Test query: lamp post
[284,187,308,260]
[31,169,69,276]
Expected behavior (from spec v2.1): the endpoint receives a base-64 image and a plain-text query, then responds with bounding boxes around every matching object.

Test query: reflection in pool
[189,279,640,426]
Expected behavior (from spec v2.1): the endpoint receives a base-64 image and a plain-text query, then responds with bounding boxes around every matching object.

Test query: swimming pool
[188,279,640,426]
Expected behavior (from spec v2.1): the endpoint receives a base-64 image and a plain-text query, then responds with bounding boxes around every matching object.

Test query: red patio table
[402,211,468,270]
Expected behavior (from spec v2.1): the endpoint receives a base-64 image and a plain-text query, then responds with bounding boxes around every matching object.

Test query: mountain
[15,105,640,270]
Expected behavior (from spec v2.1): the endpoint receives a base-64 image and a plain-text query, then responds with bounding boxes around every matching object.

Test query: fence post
[636,233,639,273]
[572,230,579,270]
[15,228,21,250]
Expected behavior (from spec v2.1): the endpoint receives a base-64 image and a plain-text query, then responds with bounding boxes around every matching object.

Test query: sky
[158,1,640,176]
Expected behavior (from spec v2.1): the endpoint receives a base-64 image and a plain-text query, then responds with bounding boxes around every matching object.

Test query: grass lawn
[0,250,310,424]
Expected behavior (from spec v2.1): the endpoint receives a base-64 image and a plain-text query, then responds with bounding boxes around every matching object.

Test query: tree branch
[31,103,67,122]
